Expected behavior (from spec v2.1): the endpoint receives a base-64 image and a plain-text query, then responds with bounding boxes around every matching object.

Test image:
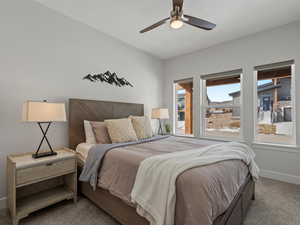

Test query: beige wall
[0,0,164,207]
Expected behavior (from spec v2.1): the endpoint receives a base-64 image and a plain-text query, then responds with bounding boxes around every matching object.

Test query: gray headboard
[68,99,144,149]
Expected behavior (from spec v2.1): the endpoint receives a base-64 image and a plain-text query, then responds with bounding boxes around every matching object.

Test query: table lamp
[22,100,67,158]
[151,108,169,135]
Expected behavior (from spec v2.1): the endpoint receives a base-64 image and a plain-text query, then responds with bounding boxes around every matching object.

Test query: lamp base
[32,151,57,159]
[158,119,164,136]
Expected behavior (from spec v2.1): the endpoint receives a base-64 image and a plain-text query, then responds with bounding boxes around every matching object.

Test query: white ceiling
[35,0,300,59]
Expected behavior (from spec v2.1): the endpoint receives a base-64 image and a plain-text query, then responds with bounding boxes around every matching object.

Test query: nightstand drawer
[16,159,75,186]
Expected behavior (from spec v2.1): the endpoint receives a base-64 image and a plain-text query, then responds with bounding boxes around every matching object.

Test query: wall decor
[83,71,133,87]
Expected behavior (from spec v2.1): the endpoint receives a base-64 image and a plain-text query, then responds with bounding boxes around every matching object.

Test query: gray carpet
[1,178,299,225]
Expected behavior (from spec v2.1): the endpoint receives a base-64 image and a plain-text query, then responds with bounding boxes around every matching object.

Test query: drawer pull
[46,162,53,166]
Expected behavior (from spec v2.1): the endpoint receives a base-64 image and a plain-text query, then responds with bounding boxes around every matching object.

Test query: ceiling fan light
[170,19,183,29]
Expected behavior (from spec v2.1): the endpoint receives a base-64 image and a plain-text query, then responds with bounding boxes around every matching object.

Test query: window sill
[198,135,245,143]
[173,134,243,143]
[252,142,300,153]
[173,134,195,138]
[173,135,300,153]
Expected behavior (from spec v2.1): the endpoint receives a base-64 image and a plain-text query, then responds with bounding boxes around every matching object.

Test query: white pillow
[129,116,153,140]
[84,120,96,144]
[105,118,138,143]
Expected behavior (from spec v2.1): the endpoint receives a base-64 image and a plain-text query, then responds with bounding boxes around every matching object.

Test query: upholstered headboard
[68,99,144,150]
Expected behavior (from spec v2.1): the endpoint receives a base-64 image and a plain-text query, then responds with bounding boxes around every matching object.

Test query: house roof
[229,82,281,97]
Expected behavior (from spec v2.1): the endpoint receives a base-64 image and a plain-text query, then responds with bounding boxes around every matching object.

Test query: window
[174,79,193,136]
[254,61,295,145]
[200,70,242,139]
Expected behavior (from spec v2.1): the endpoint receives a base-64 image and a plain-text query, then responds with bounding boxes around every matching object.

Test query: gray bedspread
[79,135,169,189]
[96,136,251,225]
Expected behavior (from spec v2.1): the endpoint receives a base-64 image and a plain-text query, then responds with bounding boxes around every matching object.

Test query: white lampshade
[151,108,169,119]
[22,101,67,122]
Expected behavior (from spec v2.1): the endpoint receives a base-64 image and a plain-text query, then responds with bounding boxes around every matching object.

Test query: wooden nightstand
[7,149,77,225]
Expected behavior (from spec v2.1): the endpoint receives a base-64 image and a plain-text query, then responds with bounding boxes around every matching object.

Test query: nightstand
[7,149,77,225]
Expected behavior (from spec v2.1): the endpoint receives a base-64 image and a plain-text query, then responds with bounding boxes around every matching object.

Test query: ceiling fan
[140,0,216,33]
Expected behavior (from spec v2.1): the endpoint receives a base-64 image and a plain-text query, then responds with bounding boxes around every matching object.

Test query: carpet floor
[0,178,299,225]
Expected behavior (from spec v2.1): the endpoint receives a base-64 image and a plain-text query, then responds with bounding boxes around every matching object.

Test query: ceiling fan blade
[140,17,170,33]
[173,0,184,11]
[183,14,216,30]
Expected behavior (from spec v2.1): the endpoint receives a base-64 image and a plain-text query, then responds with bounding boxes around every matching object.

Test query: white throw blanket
[131,142,259,225]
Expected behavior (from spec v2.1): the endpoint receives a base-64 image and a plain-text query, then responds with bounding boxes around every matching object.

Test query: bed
[69,98,255,225]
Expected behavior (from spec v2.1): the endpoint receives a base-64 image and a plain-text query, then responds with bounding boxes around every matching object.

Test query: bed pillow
[84,120,96,144]
[105,118,138,143]
[129,116,153,140]
[90,121,112,144]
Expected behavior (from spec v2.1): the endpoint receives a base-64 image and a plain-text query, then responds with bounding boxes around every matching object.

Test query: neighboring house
[229,77,292,122]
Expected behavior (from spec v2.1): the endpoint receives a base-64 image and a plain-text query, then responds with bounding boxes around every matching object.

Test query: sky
[176,80,272,102]
[206,79,272,102]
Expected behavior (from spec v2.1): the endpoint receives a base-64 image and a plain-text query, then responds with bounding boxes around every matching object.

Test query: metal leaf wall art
[83,71,133,87]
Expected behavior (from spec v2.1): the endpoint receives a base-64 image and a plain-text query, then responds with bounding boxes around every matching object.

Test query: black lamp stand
[32,122,57,159]
[158,119,164,136]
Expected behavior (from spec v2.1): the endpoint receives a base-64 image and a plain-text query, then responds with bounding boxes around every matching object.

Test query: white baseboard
[260,169,300,185]
[0,197,7,210]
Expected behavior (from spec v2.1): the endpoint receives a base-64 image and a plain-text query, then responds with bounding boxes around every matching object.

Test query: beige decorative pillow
[90,121,112,144]
[105,118,138,143]
[84,120,96,144]
[129,116,153,140]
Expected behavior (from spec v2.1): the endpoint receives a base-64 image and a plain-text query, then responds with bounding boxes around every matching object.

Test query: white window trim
[253,70,258,141]
[291,64,297,146]
[199,72,244,141]
[171,62,299,152]
[253,62,297,147]
[173,78,194,136]
[172,82,177,135]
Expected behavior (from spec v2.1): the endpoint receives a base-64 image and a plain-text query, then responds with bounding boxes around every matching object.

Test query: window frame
[253,61,296,146]
[173,78,194,136]
[199,70,244,141]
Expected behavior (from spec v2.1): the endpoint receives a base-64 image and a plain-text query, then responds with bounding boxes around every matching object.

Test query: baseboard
[260,169,300,185]
[0,197,7,210]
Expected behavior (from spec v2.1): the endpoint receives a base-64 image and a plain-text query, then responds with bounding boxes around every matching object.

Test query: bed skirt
[79,173,255,225]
